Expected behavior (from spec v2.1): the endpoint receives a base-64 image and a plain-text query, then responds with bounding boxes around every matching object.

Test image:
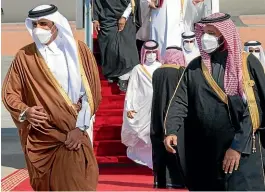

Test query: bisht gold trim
[242,52,260,132]
[201,62,228,104]
[160,64,181,69]
[77,45,95,116]
[35,48,78,116]
[139,65,152,80]
[163,68,186,135]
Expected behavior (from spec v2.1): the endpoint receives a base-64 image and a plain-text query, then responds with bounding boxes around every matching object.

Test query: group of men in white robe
[122,0,218,167]
[137,0,220,56]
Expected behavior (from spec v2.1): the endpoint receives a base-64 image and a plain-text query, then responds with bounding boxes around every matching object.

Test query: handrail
[85,0,93,51]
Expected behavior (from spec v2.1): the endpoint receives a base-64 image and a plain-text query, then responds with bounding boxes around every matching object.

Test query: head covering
[140,40,161,64]
[163,46,186,67]
[244,41,265,67]
[181,31,200,64]
[25,4,82,104]
[195,13,243,96]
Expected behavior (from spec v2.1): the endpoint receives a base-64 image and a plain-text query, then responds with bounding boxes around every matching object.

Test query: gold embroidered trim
[131,0,135,14]
[76,42,95,115]
[36,49,77,116]
[201,62,228,104]
[242,52,260,131]
[139,65,152,80]
[160,64,181,69]
[163,68,186,135]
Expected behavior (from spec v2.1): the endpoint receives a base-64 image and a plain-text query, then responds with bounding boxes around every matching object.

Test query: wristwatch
[19,108,29,122]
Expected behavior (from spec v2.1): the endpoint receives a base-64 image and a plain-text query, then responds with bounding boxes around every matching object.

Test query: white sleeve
[183,0,205,31]
[122,3,132,20]
[76,83,91,131]
[193,1,206,20]
[124,67,138,111]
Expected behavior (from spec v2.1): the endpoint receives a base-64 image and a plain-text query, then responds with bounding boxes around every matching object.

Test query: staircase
[92,36,132,164]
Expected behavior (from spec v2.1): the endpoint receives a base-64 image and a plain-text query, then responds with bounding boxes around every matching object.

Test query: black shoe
[118,80,128,92]
[107,78,114,83]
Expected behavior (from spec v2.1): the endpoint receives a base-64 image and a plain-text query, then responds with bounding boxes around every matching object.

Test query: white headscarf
[181,31,200,64]
[244,41,265,68]
[25,5,82,104]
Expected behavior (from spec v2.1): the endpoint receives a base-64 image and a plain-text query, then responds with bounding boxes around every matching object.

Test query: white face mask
[201,33,222,54]
[146,53,157,63]
[183,42,194,52]
[33,26,54,44]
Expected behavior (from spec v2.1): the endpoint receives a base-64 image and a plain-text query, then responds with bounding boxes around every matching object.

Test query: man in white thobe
[149,0,220,56]
[2,4,101,190]
[24,5,96,144]
[121,40,162,169]
[244,41,265,69]
[181,31,201,64]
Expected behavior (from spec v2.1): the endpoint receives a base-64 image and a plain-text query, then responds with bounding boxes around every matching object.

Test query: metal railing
[85,0,93,51]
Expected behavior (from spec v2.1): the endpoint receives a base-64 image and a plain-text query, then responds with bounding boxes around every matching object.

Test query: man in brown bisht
[2,4,101,191]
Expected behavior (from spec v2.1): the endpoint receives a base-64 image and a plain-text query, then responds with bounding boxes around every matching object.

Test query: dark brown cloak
[2,40,101,191]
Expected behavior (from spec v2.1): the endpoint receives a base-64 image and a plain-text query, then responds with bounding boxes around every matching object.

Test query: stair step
[101,83,122,96]
[96,109,123,116]
[94,124,122,141]
[96,156,132,163]
[94,115,123,126]
[94,140,127,156]
[99,97,125,110]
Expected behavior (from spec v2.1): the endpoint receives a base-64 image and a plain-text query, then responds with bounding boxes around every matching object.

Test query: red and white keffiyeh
[140,40,161,64]
[195,12,243,96]
[163,48,187,67]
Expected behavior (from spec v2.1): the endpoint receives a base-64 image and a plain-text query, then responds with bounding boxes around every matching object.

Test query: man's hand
[192,0,204,5]
[127,110,137,119]
[25,106,48,126]
[223,148,241,174]
[118,17,127,32]
[149,1,157,9]
[164,135,177,154]
[93,20,100,35]
[73,102,82,113]
[65,128,83,151]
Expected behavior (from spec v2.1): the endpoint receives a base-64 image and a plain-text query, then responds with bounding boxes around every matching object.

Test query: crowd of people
[2,0,265,191]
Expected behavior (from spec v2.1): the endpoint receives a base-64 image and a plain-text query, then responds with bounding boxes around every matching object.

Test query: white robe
[121,61,161,169]
[150,0,219,57]
[136,0,151,41]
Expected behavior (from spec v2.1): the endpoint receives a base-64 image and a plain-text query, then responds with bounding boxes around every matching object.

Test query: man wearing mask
[181,31,200,64]
[164,13,265,191]
[149,0,219,56]
[244,41,265,69]
[93,0,141,91]
[2,5,101,191]
[121,40,162,169]
[151,46,187,189]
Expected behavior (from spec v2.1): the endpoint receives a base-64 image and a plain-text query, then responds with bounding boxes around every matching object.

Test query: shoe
[118,80,128,92]
[107,78,114,83]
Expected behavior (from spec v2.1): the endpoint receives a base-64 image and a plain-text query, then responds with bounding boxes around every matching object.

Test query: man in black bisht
[164,13,265,191]
[151,46,187,189]
[93,0,141,91]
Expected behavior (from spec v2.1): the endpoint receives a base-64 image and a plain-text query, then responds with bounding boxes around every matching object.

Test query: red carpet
[1,167,187,191]
[93,35,132,163]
